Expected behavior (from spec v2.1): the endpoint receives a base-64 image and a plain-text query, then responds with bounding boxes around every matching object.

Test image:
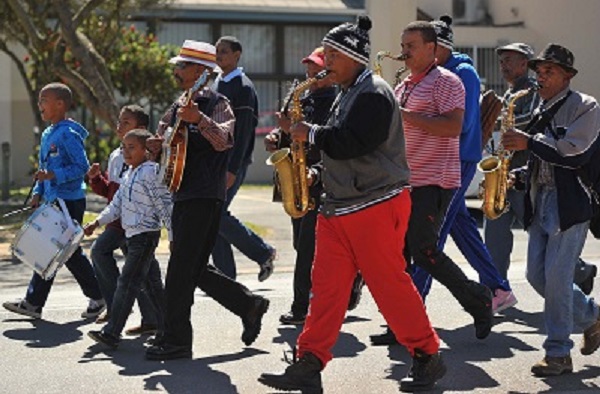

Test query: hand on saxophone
[290,121,311,142]
[276,112,292,133]
[502,128,529,151]
[264,131,280,152]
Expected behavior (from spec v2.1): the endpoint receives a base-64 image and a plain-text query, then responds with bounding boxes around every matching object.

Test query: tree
[0,0,178,162]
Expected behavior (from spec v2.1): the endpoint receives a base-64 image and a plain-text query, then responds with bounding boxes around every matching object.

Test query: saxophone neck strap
[524,90,572,136]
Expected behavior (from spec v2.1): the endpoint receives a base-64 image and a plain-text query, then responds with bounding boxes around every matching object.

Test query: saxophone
[374,51,408,86]
[478,88,531,219]
[266,72,328,218]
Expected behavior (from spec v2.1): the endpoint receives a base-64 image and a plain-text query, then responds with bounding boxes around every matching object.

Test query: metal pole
[1,142,10,201]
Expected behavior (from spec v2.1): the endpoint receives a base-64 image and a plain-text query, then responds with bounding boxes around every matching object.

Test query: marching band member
[265,47,364,326]
[371,20,493,345]
[145,40,269,360]
[211,36,277,281]
[3,83,105,320]
[503,43,600,377]
[411,15,517,315]
[259,16,445,393]
[486,42,597,296]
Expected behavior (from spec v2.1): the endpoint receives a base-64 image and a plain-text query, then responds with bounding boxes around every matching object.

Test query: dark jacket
[311,69,410,217]
[524,88,600,231]
[175,91,231,202]
[213,71,259,175]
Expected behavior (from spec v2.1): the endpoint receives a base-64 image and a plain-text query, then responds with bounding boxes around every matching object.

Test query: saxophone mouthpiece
[315,70,331,80]
[395,54,409,61]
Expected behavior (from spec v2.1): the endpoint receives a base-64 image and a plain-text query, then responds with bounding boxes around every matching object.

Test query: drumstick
[2,206,33,218]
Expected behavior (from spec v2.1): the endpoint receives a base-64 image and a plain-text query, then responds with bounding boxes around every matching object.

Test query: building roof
[171,0,365,14]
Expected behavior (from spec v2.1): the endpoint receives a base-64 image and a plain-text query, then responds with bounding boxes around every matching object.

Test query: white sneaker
[2,299,42,319]
[82,299,106,319]
[492,289,518,314]
[258,250,276,282]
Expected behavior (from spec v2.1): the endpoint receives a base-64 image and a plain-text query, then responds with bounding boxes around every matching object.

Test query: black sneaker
[81,299,106,319]
[241,296,270,346]
[146,343,192,361]
[258,351,323,393]
[576,263,597,296]
[279,311,306,325]
[370,327,398,346]
[347,274,365,311]
[400,350,446,392]
[88,330,120,349]
[471,286,493,340]
[2,299,42,319]
[146,333,165,347]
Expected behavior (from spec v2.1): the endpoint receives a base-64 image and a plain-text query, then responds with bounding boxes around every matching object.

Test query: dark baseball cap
[496,43,535,59]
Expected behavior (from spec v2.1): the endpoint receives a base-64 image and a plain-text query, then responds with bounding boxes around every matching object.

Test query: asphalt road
[1,187,599,393]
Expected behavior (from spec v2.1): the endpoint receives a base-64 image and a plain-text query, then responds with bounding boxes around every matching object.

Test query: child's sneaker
[2,299,42,319]
[82,299,106,319]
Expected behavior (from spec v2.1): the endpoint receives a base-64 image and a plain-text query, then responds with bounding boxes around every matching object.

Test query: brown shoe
[581,313,600,355]
[531,356,573,377]
[125,324,158,336]
[95,311,110,324]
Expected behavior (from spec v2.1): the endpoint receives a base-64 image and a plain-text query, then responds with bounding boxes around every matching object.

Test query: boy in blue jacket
[3,83,105,320]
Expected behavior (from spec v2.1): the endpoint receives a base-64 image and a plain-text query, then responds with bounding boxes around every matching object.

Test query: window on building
[139,20,338,134]
[221,24,276,74]
[455,45,505,94]
[284,25,331,75]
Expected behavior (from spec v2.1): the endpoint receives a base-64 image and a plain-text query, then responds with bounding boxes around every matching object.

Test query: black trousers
[164,198,256,347]
[406,186,489,315]
[290,208,319,316]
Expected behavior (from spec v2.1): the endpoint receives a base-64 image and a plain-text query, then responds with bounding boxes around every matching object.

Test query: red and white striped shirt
[395,66,465,189]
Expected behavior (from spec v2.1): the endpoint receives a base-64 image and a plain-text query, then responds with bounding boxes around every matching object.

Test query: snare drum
[11,200,83,280]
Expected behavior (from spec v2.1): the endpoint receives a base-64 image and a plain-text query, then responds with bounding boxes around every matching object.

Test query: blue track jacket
[33,119,89,202]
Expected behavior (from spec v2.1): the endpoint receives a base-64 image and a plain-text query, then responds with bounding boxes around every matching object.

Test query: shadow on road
[3,318,87,348]
[81,342,268,394]
[380,312,542,393]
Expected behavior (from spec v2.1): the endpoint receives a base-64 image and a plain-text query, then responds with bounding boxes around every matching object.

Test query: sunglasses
[174,62,193,69]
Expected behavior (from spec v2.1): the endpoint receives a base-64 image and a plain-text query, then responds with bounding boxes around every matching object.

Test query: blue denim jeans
[412,162,510,300]
[103,231,164,338]
[91,226,158,325]
[484,188,526,280]
[526,187,599,357]
[211,165,274,279]
[26,198,103,307]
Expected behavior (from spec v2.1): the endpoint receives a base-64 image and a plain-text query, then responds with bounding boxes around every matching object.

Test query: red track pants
[297,190,440,367]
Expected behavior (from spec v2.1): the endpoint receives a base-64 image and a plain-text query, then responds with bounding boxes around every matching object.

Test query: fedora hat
[169,40,218,70]
[528,43,577,76]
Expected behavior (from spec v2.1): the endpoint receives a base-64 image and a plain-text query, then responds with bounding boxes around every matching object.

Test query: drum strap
[56,198,76,231]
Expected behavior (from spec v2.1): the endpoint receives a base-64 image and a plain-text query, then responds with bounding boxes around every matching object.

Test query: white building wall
[367,0,416,84]
[412,0,600,99]
[0,53,13,188]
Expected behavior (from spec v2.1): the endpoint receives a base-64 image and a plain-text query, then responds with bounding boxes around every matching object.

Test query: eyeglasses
[174,62,192,69]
